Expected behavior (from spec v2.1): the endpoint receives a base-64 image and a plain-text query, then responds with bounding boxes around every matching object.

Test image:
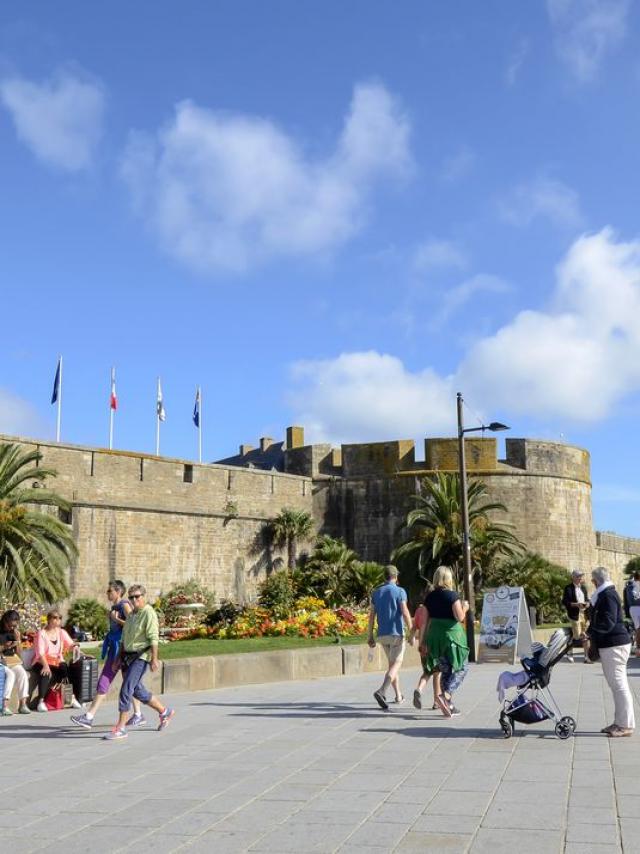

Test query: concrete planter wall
[5,629,556,711]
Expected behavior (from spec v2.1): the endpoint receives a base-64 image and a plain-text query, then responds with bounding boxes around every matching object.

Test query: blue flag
[193,388,201,428]
[51,358,61,404]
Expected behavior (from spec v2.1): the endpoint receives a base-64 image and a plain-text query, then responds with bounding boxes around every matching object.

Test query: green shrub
[483,553,570,624]
[67,598,109,639]
[258,571,296,619]
[205,599,244,627]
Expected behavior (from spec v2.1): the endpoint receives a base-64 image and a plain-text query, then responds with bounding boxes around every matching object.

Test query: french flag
[110,367,118,410]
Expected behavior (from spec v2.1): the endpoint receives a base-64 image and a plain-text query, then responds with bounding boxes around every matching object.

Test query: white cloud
[440,145,475,183]
[120,82,411,274]
[0,69,105,171]
[431,274,511,327]
[289,352,454,443]
[506,39,529,86]
[413,238,467,273]
[547,0,630,82]
[288,229,640,441]
[0,389,48,438]
[498,176,583,229]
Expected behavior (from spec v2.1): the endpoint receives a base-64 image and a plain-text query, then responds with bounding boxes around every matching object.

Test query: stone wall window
[183,464,194,484]
[58,507,72,525]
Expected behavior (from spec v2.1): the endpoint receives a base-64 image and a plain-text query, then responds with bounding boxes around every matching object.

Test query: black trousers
[32,662,69,701]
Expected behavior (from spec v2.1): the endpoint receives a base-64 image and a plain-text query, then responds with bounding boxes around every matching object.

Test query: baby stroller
[498,628,577,740]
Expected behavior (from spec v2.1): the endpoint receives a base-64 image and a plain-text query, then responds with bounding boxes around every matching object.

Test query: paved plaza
[1,657,640,853]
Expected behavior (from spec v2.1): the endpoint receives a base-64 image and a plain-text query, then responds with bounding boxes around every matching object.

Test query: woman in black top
[588,567,634,737]
[418,566,469,717]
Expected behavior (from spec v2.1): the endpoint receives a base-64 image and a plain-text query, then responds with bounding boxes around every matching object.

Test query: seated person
[0,609,30,715]
[32,610,80,712]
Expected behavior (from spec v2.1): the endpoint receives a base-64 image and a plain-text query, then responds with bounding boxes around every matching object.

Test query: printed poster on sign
[478,586,532,664]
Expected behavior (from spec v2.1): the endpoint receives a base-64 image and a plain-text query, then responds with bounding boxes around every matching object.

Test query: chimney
[260,437,275,452]
[286,425,305,450]
[239,444,254,456]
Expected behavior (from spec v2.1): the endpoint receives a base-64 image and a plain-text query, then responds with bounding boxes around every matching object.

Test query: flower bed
[167,597,368,642]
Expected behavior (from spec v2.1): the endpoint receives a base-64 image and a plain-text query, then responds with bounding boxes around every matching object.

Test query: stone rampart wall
[4,435,313,602]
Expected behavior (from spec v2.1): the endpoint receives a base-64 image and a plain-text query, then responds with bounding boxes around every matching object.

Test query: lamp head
[487,422,509,432]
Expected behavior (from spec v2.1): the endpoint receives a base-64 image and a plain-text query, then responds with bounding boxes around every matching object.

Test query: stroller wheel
[560,715,576,733]
[499,714,513,739]
[555,719,574,739]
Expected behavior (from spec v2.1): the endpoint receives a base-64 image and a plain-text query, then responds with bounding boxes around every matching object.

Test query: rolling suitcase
[69,655,98,703]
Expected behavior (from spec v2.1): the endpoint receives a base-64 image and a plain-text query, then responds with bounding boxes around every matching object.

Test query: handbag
[44,684,64,711]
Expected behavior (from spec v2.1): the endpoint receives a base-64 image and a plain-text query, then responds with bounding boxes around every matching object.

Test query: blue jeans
[118,657,152,713]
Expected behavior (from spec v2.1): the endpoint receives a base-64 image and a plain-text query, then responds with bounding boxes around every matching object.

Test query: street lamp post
[456,392,509,663]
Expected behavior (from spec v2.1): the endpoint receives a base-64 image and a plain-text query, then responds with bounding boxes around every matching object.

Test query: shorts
[570,612,588,640]
[629,606,640,630]
[378,635,405,666]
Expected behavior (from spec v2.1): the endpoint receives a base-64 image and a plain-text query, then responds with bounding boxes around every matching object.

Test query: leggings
[32,662,70,701]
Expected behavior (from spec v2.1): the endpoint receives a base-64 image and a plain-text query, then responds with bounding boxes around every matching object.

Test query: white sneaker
[566,654,575,663]
[37,701,48,713]
[70,697,82,709]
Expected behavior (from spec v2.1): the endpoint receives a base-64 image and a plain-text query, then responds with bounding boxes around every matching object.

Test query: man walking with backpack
[104,584,174,741]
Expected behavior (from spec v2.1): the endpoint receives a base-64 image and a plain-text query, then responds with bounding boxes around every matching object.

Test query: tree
[0,443,77,604]
[483,553,570,624]
[303,535,359,607]
[392,472,523,596]
[624,556,640,578]
[268,508,314,571]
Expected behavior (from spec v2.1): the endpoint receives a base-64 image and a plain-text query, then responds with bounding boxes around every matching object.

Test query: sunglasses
[130,594,144,600]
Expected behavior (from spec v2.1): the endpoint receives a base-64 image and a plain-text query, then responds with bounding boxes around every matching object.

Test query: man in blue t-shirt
[368,565,412,710]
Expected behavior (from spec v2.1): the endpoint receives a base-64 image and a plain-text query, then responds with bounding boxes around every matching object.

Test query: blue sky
[1,1,640,537]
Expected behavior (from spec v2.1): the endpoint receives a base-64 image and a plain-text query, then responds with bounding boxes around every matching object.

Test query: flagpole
[156,377,161,456]
[109,367,115,450]
[56,356,63,443]
[198,386,202,464]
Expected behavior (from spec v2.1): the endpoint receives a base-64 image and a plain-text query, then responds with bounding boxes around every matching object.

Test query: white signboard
[477,586,533,664]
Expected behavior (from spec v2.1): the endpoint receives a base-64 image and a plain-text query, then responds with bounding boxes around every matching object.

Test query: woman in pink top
[409,602,441,710]
[32,609,80,712]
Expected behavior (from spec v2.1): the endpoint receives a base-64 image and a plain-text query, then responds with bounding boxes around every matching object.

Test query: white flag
[156,378,166,422]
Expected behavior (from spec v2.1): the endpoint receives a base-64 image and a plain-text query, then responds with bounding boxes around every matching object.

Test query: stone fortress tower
[2,427,639,603]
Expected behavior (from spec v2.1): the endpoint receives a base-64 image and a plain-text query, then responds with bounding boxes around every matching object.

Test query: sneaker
[103,727,128,741]
[0,707,13,717]
[413,689,422,710]
[566,654,575,663]
[37,701,48,713]
[373,690,389,711]
[18,705,31,715]
[158,707,175,731]
[449,705,461,716]
[431,703,439,710]
[70,713,93,730]
[392,695,405,705]
[70,697,82,709]
[435,694,452,718]
[125,713,147,728]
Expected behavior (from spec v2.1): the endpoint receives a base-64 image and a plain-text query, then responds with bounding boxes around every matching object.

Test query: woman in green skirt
[418,566,470,717]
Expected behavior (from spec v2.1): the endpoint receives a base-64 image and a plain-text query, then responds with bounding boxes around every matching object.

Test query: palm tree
[268,508,314,570]
[0,443,76,603]
[304,535,359,607]
[392,472,523,594]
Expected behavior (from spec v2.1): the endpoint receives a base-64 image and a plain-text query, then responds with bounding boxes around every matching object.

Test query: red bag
[44,684,64,711]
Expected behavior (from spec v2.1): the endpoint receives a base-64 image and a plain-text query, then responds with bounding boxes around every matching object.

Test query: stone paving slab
[2,655,640,852]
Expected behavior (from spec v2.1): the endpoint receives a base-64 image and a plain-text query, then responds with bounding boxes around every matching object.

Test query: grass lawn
[82,634,368,660]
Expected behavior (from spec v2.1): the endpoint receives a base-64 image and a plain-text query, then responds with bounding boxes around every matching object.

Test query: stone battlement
[220,426,591,484]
